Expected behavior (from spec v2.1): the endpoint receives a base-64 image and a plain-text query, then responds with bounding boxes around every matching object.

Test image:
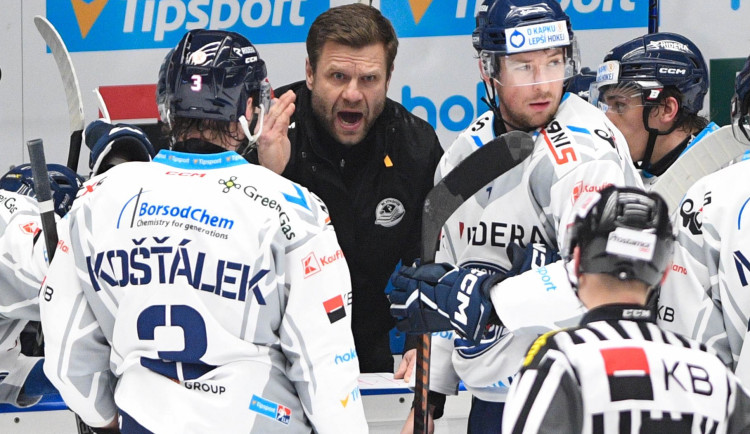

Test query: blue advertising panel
[49,0,648,53]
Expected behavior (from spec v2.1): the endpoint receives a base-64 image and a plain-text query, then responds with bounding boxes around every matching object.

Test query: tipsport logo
[46,0,333,52]
[381,0,647,38]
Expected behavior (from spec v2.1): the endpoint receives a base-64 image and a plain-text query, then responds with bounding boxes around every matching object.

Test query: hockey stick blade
[34,15,84,172]
[650,125,750,214]
[413,130,534,433]
[422,130,536,262]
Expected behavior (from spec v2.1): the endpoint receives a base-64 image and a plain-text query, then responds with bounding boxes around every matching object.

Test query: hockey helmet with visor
[477,0,579,87]
[590,32,708,117]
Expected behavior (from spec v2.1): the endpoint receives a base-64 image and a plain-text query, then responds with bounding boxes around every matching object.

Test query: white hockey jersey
[503,304,750,434]
[658,158,750,387]
[427,93,643,402]
[0,190,49,406]
[39,150,368,433]
[640,122,719,189]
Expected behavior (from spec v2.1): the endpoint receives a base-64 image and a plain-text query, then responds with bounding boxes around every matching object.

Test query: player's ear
[478,58,491,83]
[305,58,314,90]
[660,96,681,124]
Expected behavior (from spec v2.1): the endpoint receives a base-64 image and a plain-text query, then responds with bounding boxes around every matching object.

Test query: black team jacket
[250,80,443,369]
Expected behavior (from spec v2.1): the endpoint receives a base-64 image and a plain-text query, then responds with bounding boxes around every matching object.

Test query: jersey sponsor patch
[375,198,405,228]
[19,221,40,236]
[218,176,241,193]
[323,295,346,324]
[504,20,569,54]
[249,394,291,425]
[302,249,344,278]
[302,253,321,278]
[600,347,654,401]
[571,181,611,205]
[542,121,577,165]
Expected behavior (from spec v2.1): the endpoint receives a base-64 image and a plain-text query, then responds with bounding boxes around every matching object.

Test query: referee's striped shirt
[502,304,750,434]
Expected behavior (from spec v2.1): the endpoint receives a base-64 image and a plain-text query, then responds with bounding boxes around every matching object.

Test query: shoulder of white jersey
[437,110,496,182]
[652,124,750,214]
[0,190,40,221]
[535,94,626,176]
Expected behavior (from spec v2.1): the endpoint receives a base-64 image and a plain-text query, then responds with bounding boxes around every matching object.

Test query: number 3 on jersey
[137,304,215,381]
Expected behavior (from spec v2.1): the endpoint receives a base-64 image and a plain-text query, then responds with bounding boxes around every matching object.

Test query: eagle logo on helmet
[188,42,220,66]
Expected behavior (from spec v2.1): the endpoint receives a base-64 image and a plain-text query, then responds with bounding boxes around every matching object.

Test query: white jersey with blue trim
[640,122,720,189]
[658,158,750,387]
[40,150,367,433]
[0,191,49,406]
[428,93,643,402]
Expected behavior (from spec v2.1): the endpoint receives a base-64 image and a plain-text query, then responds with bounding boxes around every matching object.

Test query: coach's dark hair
[306,4,398,80]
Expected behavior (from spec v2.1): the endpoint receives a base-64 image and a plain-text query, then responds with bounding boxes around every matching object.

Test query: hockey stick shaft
[648,0,659,33]
[34,16,84,173]
[26,139,59,262]
[414,131,535,433]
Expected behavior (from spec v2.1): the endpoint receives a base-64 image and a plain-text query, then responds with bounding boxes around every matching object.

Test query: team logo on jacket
[323,295,346,324]
[375,198,405,227]
[249,394,291,425]
[600,347,654,401]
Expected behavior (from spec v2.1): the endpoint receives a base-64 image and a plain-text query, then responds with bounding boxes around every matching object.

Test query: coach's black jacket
[250,80,442,371]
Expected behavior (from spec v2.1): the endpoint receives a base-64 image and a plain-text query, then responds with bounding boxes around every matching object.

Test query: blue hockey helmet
[591,32,708,115]
[472,0,497,54]
[477,0,579,84]
[731,55,750,145]
[161,30,271,145]
[0,164,83,217]
[565,66,597,101]
[564,186,674,288]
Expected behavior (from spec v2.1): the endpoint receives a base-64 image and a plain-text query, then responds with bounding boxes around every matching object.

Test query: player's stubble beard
[498,89,560,132]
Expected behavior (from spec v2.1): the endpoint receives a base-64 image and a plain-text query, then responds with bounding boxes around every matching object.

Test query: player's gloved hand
[85,119,156,176]
[505,242,561,277]
[387,262,494,345]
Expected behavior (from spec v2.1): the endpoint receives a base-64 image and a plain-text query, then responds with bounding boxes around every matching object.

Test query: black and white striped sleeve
[502,337,583,434]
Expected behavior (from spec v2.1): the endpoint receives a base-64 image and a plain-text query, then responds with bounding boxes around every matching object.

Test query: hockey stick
[28,140,94,434]
[34,16,84,173]
[414,130,535,433]
[648,0,659,33]
[650,124,749,214]
[27,139,59,262]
